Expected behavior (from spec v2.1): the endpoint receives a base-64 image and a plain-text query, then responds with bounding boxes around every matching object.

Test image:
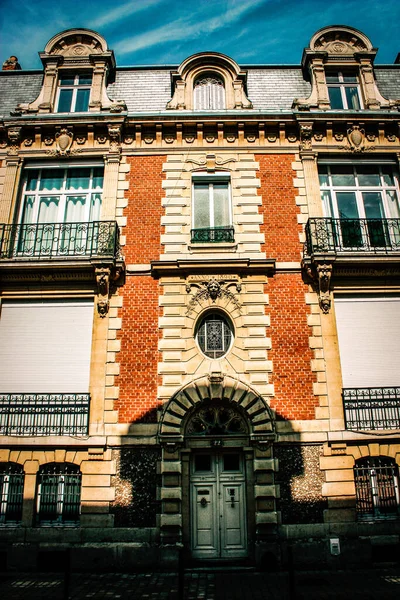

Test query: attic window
[56,73,92,113]
[194,74,225,110]
[326,71,362,110]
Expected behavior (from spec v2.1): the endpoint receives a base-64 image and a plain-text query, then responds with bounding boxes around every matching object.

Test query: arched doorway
[158,374,276,563]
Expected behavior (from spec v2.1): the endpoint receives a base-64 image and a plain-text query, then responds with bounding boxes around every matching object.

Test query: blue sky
[1,0,399,70]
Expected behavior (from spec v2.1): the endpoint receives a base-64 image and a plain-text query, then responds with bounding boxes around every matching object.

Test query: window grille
[194,74,225,110]
[196,312,233,359]
[0,463,24,525]
[36,463,81,526]
[354,456,400,520]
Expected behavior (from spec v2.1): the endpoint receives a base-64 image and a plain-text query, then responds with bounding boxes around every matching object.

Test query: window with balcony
[335,295,400,431]
[194,73,225,110]
[196,311,234,359]
[0,463,24,525]
[326,71,362,110]
[354,457,400,521]
[191,176,234,243]
[316,163,400,251]
[56,73,92,113]
[36,463,81,526]
[0,299,93,436]
[0,164,121,260]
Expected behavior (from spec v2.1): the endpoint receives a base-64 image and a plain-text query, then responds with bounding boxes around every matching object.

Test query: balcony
[0,221,120,261]
[191,226,235,244]
[343,387,400,431]
[0,393,90,436]
[304,217,400,257]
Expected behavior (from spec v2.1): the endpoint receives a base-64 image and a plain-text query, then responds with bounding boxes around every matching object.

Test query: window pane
[65,196,86,222]
[57,89,73,112]
[213,183,230,226]
[223,454,240,471]
[66,168,90,191]
[26,170,39,192]
[362,192,384,219]
[382,166,395,187]
[387,190,400,218]
[90,193,102,221]
[92,168,104,190]
[39,169,64,191]
[193,183,211,228]
[336,192,359,218]
[330,166,355,187]
[21,196,35,224]
[77,73,92,85]
[195,455,211,472]
[59,75,75,86]
[38,197,60,223]
[345,87,361,110]
[356,166,380,187]
[343,74,358,83]
[326,74,340,83]
[328,87,344,109]
[321,191,334,217]
[75,88,90,112]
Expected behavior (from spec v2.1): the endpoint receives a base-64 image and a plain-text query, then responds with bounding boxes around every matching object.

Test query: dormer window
[194,74,225,110]
[56,73,92,113]
[326,71,362,110]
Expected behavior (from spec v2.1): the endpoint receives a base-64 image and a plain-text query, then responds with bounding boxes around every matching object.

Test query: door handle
[200,497,207,507]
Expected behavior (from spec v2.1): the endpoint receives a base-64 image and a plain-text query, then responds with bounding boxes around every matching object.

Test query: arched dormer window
[293,25,392,111]
[194,73,225,110]
[167,52,252,110]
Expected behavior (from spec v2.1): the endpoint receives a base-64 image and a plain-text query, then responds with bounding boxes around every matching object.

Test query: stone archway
[158,375,277,563]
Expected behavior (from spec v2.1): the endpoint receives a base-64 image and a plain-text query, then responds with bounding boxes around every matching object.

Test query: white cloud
[92,0,167,29]
[113,0,266,55]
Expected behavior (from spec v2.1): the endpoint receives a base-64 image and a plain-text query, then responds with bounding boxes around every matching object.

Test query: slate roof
[0,65,399,117]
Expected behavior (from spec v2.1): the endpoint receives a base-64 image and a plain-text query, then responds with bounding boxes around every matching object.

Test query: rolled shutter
[0,299,93,393]
[334,296,400,388]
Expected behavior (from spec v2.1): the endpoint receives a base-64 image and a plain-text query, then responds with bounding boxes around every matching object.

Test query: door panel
[191,452,247,559]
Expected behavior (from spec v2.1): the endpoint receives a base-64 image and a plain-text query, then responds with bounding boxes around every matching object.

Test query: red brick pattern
[116,156,166,422]
[267,273,318,421]
[123,156,166,263]
[258,154,302,262]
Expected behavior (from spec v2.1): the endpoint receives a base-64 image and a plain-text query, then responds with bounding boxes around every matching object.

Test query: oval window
[196,312,233,359]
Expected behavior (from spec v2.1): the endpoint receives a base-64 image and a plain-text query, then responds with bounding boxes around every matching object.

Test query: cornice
[151,258,276,278]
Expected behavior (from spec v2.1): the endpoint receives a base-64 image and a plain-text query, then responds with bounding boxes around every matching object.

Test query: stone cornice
[151,258,276,277]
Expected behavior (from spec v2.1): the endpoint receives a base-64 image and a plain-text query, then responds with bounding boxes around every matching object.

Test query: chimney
[2,56,21,71]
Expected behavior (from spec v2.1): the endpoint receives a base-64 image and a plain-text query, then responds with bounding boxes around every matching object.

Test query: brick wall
[123,155,166,263]
[116,156,165,422]
[258,154,302,262]
[267,273,317,420]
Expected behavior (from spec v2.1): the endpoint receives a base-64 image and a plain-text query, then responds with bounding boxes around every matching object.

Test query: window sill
[188,242,237,254]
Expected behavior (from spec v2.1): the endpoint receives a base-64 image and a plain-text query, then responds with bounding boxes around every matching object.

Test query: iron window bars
[354,457,400,520]
[0,463,24,525]
[36,463,81,526]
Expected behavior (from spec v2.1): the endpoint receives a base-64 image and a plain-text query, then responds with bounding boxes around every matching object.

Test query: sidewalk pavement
[1,568,400,599]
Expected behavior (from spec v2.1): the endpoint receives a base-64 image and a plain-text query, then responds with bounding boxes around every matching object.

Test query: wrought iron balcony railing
[304,218,400,256]
[191,226,235,244]
[0,221,120,260]
[0,393,90,436]
[343,387,400,431]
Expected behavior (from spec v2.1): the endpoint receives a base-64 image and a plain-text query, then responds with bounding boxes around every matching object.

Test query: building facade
[0,25,399,570]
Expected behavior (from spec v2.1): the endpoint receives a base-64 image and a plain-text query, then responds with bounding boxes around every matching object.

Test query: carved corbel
[108,124,122,153]
[95,266,111,317]
[299,122,313,152]
[317,263,333,314]
[7,127,22,156]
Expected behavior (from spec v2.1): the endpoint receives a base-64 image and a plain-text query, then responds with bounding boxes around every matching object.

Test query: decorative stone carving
[108,124,122,153]
[303,261,333,314]
[95,265,124,317]
[24,137,34,147]
[337,125,375,153]
[299,122,313,151]
[186,276,242,315]
[7,127,21,155]
[186,153,236,172]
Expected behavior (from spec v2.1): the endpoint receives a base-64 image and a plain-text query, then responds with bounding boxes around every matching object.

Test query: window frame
[326,70,363,110]
[354,456,400,521]
[55,72,92,113]
[193,72,226,110]
[36,463,81,527]
[195,310,234,360]
[0,463,24,526]
[191,173,233,243]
